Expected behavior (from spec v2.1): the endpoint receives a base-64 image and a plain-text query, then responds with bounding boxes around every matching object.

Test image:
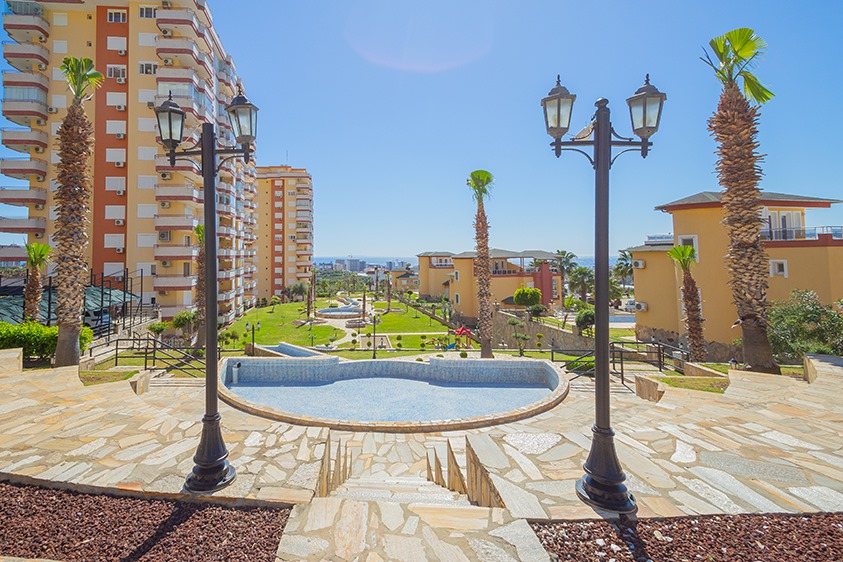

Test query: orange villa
[629,191,842,360]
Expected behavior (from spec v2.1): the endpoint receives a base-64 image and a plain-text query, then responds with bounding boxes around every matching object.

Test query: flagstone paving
[1,355,842,560]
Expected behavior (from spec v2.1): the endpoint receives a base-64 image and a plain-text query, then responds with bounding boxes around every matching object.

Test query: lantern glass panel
[645,96,662,128]
[629,98,645,132]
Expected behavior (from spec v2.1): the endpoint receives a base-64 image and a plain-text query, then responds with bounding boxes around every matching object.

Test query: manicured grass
[527,317,635,341]
[327,349,438,360]
[338,333,452,351]
[703,362,804,377]
[226,301,337,347]
[702,363,730,375]
[367,308,448,334]
[79,370,138,386]
[654,375,729,394]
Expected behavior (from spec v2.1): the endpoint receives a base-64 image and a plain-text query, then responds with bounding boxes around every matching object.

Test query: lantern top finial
[547,75,571,97]
[633,74,663,96]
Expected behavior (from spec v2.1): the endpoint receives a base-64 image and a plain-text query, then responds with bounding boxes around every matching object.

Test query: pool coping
[216,357,571,433]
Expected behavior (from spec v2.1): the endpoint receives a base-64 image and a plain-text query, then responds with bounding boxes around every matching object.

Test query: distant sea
[314,256,617,269]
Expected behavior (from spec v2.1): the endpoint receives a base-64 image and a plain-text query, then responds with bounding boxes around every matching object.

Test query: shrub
[396,334,402,341]
[367,341,372,348]
[419,342,426,349]
[459,351,468,358]
[436,354,444,358]
[328,302,339,308]
[768,289,843,360]
[351,338,357,346]
[575,309,595,336]
[0,322,93,361]
[193,348,205,359]
[147,321,169,337]
[415,357,423,362]
[351,332,357,337]
[396,342,403,349]
[526,304,547,321]
[514,286,542,307]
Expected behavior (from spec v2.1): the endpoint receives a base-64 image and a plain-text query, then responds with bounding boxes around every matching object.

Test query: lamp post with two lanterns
[541,74,666,513]
[155,89,259,493]
[245,320,261,349]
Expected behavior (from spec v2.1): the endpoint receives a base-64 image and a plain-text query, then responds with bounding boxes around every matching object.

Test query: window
[288,191,296,196]
[288,235,296,241]
[150,264,157,276]
[107,10,127,23]
[454,271,459,281]
[677,235,699,261]
[106,65,127,79]
[138,62,158,75]
[455,293,460,305]
[770,260,788,278]
[139,6,157,18]
[183,262,191,277]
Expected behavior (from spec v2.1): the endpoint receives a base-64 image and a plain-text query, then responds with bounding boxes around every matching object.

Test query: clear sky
[2,0,842,259]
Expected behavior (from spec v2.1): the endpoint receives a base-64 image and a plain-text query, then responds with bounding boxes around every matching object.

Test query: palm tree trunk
[23,266,42,322]
[54,101,93,367]
[709,82,779,373]
[681,268,706,362]
[475,199,493,358]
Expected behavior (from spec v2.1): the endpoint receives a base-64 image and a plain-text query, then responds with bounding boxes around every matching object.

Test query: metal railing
[549,340,691,383]
[761,226,843,241]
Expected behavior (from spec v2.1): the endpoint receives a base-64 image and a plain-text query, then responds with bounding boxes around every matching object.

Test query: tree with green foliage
[54,57,103,366]
[23,243,51,323]
[467,169,495,358]
[553,250,577,302]
[507,317,529,356]
[147,321,169,339]
[613,250,633,291]
[526,304,548,322]
[768,290,843,362]
[575,309,595,337]
[269,295,282,313]
[568,266,595,301]
[702,27,779,374]
[514,286,542,307]
[171,310,197,345]
[668,245,706,361]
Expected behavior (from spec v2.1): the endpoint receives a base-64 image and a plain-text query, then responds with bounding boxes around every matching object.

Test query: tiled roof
[417,251,455,257]
[656,191,841,211]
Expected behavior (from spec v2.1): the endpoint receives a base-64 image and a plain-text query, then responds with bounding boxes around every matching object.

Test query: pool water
[230,377,549,422]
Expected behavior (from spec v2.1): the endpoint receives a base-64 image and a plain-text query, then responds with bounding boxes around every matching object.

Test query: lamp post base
[184,413,236,493]
[575,426,637,514]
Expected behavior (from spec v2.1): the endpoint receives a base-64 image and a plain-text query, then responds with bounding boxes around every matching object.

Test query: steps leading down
[332,475,471,506]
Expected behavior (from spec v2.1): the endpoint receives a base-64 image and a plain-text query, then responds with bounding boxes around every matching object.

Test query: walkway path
[1,355,842,560]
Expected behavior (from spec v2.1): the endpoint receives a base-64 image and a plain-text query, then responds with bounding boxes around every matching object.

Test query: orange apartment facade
[0,0,260,323]
[254,165,313,300]
[629,191,842,360]
[417,249,563,324]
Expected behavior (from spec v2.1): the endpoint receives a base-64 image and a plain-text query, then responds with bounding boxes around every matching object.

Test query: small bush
[575,309,596,335]
[436,354,444,358]
[193,349,205,359]
[396,334,402,341]
[459,351,468,358]
[147,321,169,337]
[0,322,93,361]
[396,342,403,349]
[367,341,372,348]
[351,332,357,337]
[351,338,357,345]
[415,357,423,362]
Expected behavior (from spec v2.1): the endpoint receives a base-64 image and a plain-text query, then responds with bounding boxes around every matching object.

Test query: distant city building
[333,260,346,271]
[346,258,366,272]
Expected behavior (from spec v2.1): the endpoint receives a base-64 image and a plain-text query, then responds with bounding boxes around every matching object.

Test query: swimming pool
[219,357,569,432]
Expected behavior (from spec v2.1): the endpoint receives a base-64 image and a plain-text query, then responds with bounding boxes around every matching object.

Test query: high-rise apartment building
[255,165,313,300]
[0,0,259,323]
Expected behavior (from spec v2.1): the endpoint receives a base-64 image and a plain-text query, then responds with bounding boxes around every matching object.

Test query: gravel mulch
[0,482,290,561]
[532,512,843,561]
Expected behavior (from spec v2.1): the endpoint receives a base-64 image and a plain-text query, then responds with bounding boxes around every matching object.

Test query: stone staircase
[148,377,204,388]
[332,475,471,506]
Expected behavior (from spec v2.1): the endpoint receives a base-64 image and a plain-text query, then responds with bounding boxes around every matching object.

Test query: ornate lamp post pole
[245,320,261,348]
[155,89,259,493]
[541,75,666,513]
[371,313,381,359]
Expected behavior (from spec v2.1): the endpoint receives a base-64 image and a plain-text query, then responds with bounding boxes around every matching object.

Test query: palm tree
[613,250,633,291]
[553,250,577,301]
[568,266,595,301]
[23,242,51,322]
[702,28,779,374]
[668,246,706,362]
[193,224,205,348]
[53,57,103,366]
[467,169,494,358]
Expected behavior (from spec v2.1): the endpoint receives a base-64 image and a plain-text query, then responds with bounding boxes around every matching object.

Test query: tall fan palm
[668,245,706,361]
[613,250,633,290]
[554,250,577,301]
[467,169,494,358]
[23,242,51,322]
[193,224,206,348]
[702,28,779,373]
[53,57,103,366]
[568,266,595,302]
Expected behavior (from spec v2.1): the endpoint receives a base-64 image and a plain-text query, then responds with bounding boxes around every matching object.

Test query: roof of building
[656,191,842,211]
[396,272,415,279]
[450,249,559,260]
[625,243,674,253]
[417,251,455,257]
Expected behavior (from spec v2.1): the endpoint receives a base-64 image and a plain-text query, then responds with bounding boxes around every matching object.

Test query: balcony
[297,259,313,267]
[217,202,234,216]
[644,233,673,245]
[2,41,48,71]
[3,70,49,90]
[0,216,45,233]
[217,309,235,326]
[0,243,26,261]
[154,244,200,261]
[217,225,236,238]
[3,11,49,45]
[762,226,843,244]
[154,274,198,291]
[218,247,237,259]
[154,214,201,231]
[156,155,201,180]
[1,127,46,152]
[156,37,212,79]
[156,9,213,53]
[217,288,236,302]
[296,271,312,279]
[296,223,313,233]
[1,98,47,126]
[0,186,45,206]
[218,268,237,280]
[155,184,203,203]
[153,93,210,128]
[0,156,47,180]
[159,304,196,320]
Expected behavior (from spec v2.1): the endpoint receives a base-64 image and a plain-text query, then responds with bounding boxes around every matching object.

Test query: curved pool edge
[217,357,571,433]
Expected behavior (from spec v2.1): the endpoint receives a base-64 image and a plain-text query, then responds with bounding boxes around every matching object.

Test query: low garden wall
[492,311,593,351]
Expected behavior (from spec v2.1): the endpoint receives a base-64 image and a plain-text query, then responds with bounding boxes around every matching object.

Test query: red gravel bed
[532,512,843,561]
[0,482,290,561]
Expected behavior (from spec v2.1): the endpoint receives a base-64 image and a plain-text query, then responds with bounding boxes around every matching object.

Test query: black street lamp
[155,88,259,493]
[245,320,261,348]
[542,74,665,514]
[371,313,381,359]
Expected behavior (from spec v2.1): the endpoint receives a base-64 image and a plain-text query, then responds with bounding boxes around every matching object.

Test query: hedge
[0,322,94,361]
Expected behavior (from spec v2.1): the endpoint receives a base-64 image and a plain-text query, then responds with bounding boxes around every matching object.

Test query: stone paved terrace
[1,354,843,560]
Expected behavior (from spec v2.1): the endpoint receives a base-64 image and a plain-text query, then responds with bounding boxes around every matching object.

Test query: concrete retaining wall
[492,311,593,351]
[635,375,665,402]
[0,348,22,375]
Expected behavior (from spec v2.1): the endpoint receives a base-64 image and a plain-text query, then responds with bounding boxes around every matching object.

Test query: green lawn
[79,370,138,386]
[367,308,449,334]
[226,301,337,347]
[101,349,245,377]
[327,349,438,360]
[703,362,804,377]
[531,317,635,341]
[654,375,729,394]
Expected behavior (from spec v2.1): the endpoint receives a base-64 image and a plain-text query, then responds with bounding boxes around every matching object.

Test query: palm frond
[741,70,775,104]
[61,57,104,101]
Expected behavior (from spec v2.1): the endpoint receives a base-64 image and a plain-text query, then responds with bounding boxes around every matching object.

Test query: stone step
[332,476,471,505]
[149,378,204,387]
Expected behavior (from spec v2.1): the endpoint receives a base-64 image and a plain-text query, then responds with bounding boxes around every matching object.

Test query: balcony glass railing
[4,1,42,16]
[761,226,843,241]
[645,233,673,245]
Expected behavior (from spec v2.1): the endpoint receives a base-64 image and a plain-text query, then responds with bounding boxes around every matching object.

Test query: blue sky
[2,0,842,259]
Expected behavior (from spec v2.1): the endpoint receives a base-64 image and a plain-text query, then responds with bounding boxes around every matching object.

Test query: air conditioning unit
[162,260,172,267]
[37,63,46,71]
[162,0,172,8]
[115,247,124,254]
[115,161,125,168]
[37,35,46,43]
[115,133,125,140]
[34,203,44,210]
[117,49,126,56]
[114,219,125,226]
[162,29,173,37]
[147,101,155,109]
[36,175,45,182]
[632,259,646,269]
[116,104,126,111]
[116,189,125,196]
[35,119,46,126]
[159,290,168,295]
[116,77,126,84]
[159,172,172,180]
[47,107,58,114]
[34,146,44,153]
[160,201,171,208]
[163,59,173,66]
[34,232,43,238]
[158,231,170,241]
[634,301,648,312]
